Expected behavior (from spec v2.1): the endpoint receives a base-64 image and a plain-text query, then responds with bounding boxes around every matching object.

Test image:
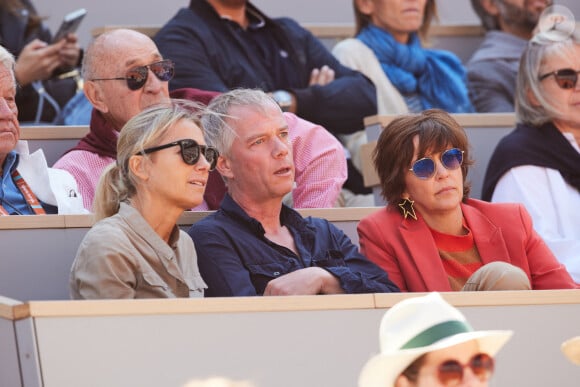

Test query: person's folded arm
[284,20,377,135]
[313,220,400,293]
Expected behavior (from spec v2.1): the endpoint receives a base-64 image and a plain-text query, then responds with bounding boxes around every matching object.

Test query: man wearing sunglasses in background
[53,29,347,212]
[467,0,552,113]
[188,89,399,297]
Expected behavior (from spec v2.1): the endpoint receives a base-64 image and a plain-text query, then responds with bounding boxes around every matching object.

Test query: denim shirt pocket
[246,260,297,295]
[312,250,348,269]
[184,274,207,298]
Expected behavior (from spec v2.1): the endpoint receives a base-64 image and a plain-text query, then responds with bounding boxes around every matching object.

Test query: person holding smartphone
[0,0,82,123]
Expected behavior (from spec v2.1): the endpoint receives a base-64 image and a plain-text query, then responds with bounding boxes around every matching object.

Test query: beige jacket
[70,203,206,299]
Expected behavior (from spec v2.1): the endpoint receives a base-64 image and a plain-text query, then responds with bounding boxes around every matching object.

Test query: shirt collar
[220,193,308,235]
[1,151,19,178]
[246,6,266,29]
[213,1,267,30]
[562,132,580,154]
[118,202,182,255]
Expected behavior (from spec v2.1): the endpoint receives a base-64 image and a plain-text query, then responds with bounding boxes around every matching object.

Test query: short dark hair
[373,109,473,206]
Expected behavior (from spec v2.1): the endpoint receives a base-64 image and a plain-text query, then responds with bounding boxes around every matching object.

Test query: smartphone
[52,8,87,43]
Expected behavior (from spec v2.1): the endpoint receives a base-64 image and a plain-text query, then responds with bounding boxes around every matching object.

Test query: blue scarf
[357,25,473,113]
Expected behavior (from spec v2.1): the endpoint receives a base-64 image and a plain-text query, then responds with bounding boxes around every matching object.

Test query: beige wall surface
[35,0,580,48]
[5,293,579,387]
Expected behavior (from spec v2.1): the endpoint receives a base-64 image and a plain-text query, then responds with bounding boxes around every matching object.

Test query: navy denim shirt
[188,194,399,296]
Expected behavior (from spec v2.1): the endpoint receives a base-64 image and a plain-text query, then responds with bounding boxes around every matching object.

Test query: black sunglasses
[140,139,219,170]
[539,68,580,90]
[91,59,174,91]
[409,148,464,179]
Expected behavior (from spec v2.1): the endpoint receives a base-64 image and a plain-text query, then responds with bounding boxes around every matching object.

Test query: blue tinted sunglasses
[409,148,464,179]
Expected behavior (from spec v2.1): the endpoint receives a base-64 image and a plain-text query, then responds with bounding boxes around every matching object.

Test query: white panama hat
[561,336,580,366]
[358,293,513,387]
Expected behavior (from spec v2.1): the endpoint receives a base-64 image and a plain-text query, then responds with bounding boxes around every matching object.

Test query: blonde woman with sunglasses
[70,100,217,299]
[357,109,577,292]
[483,7,580,283]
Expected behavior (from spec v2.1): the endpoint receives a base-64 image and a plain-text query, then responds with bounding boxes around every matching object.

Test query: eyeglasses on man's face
[91,59,174,91]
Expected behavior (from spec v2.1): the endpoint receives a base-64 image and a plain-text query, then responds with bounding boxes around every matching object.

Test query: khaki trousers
[462,261,532,291]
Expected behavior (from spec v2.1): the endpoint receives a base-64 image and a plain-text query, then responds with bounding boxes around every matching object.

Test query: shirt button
[273,272,280,276]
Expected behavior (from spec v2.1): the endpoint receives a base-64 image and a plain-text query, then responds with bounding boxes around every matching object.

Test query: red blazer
[358,199,577,291]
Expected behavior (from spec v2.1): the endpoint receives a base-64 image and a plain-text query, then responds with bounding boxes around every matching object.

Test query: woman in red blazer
[358,109,577,292]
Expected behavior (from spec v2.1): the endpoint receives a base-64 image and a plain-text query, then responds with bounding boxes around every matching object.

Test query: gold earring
[398,198,417,220]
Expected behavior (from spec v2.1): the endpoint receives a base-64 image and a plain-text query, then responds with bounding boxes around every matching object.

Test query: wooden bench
[21,125,88,166]
[2,291,579,387]
[91,23,483,39]
[362,113,516,204]
[0,208,381,302]
[91,24,485,62]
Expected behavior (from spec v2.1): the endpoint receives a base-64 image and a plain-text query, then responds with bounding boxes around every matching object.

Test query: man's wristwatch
[271,90,293,112]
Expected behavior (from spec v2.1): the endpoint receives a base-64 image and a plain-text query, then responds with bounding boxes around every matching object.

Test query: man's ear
[84,81,109,114]
[216,156,234,180]
[128,154,150,182]
[355,0,375,16]
[480,0,500,16]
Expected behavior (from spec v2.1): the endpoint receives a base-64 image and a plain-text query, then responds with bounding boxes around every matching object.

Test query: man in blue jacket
[154,0,377,196]
[188,89,398,297]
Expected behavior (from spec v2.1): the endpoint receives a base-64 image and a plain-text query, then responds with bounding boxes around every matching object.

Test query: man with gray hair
[467,0,552,112]
[53,29,347,211]
[0,45,84,214]
[188,88,399,297]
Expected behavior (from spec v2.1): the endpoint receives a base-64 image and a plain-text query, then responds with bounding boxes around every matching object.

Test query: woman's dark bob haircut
[373,109,473,206]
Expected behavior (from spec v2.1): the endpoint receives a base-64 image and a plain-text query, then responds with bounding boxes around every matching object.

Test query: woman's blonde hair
[93,99,206,220]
